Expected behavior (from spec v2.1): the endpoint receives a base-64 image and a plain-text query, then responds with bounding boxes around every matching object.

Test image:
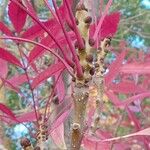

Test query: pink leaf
[109,81,146,94]
[0,59,8,78]
[100,12,120,38]
[103,127,150,142]
[93,0,113,40]
[55,74,65,102]
[16,111,37,123]
[50,124,67,149]
[120,62,150,74]
[0,47,22,67]
[32,62,65,89]
[22,19,62,40]
[105,50,126,86]
[8,74,27,87]
[0,22,13,36]
[8,0,27,33]
[49,97,72,133]
[0,103,16,119]
[119,92,150,107]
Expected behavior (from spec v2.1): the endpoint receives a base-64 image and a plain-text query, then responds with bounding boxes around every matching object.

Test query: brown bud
[89,38,95,46]
[104,49,109,53]
[84,16,92,24]
[95,63,99,68]
[75,18,79,25]
[72,77,76,82]
[78,38,85,51]
[20,137,31,148]
[97,47,102,52]
[89,67,95,76]
[100,58,104,63]
[86,54,93,62]
[34,146,41,150]
[76,3,88,12]
[74,40,79,49]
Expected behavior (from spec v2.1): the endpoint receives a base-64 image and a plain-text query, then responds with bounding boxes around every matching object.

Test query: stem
[11,0,74,67]
[18,45,39,126]
[64,0,85,50]
[71,86,89,150]
[52,0,83,78]
[0,36,74,77]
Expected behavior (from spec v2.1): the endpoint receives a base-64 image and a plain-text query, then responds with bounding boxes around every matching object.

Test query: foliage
[0,0,150,150]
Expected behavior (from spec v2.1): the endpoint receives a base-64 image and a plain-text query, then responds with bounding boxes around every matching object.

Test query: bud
[84,16,92,24]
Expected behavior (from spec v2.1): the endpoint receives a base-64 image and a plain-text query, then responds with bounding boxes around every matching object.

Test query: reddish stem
[64,0,85,50]
[0,36,74,77]
[11,0,74,67]
[52,0,83,78]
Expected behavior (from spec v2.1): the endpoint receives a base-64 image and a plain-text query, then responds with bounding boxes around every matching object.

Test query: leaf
[55,74,65,102]
[83,131,112,150]
[0,47,22,67]
[50,124,67,149]
[0,59,8,78]
[105,50,126,86]
[8,0,27,33]
[100,12,120,38]
[32,62,65,89]
[8,74,27,87]
[28,36,51,63]
[48,97,72,133]
[102,127,150,142]
[93,0,113,40]
[119,92,150,107]
[0,22,13,36]
[120,62,150,74]
[16,111,37,123]
[0,103,16,119]
[22,19,62,40]
[28,31,75,64]
[109,81,146,94]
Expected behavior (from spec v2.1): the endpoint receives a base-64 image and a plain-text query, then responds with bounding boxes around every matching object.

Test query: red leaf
[103,127,150,142]
[8,0,27,33]
[28,36,51,63]
[100,12,120,38]
[22,19,62,40]
[0,22,13,36]
[16,111,37,123]
[50,124,67,149]
[109,81,146,94]
[32,62,65,89]
[8,74,27,87]
[105,50,126,86]
[92,0,113,40]
[0,59,8,78]
[0,47,22,67]
[49,97,72,133]
[0,103,16,119]
[120,62,150,74]
[55,74,65,102]
[28,31,75,64]
[119,92,150,107]
[90,12,120,40]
